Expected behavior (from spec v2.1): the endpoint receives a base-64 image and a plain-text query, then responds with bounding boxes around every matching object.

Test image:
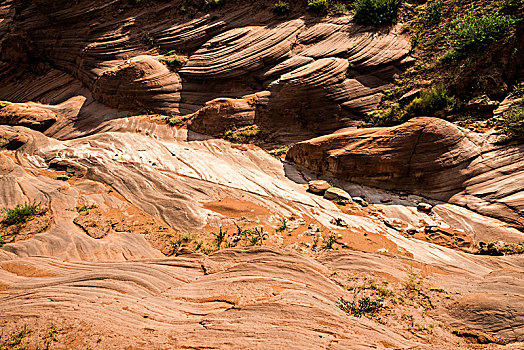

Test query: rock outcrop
[287,117,524,228]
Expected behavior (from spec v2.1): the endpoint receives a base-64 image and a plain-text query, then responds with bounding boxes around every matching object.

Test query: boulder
[323,187,352,201]
[308,180,330,194]
[353,197,368,207]
[417,202,433,212]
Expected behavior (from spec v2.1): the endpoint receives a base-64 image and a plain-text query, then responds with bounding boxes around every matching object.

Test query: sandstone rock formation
[0,1,523,349]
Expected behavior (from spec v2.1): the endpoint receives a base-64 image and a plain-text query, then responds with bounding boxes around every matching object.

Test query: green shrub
[424,0,442,25]
[273,1,290,15]
[307,0,329,13]
[404,85,458,118]
[1,202,44,226]
[366,102,404,126]
[500,101,524,141]
[446,9,516,60]
[338,296,385,317]
[331,3,347,15]
[0,102,8,109]
[353,0,403,26]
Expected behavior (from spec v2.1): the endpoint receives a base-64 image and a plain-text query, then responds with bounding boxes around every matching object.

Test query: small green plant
[276,217,288,232]
[338,296,385,317]
[273,1,290,15]
[211,227,228,249]
[307,0,329,13]
[331,3,347,15]
[444,8,516,60]
[0,236,5,247]
[249,227,267,246]
[353,0,404,26]
[424,1,442,25]
[322,233,338,249]
[404,85,459,118]
[1,202,44,226]
[223,125,262,143]
[0,102,8,109]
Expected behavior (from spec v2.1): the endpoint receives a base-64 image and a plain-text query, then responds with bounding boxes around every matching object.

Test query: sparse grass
[170,233,192,254]
[223,125,262,143]
[476,241,524,255]
[1,202,45,226]
[348,281,395,298]
[405,266,422,291]
[273,1,290,15]
[443,8,516,61]
[0,325,30,349]
[162,51,188,70]
[307,0,329,13]
[75,204,98,213]
[366,102,404,126]
[353,0,403,26]
[338,296,385,318]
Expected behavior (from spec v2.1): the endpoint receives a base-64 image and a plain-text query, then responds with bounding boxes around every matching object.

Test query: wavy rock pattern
[0,0,410,135]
